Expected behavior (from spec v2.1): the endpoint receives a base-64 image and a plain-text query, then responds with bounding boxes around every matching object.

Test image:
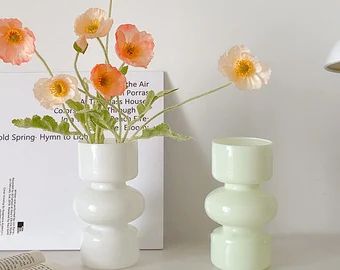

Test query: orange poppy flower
[91,64,127,100]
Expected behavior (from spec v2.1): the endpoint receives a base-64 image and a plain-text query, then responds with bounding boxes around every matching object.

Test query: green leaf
[42,115,58,130]
[88,112,106,129]
[66,100,84,111]
[74,112,85,126]
[137,90,155,116]
[137,103,145,115]
[31,115,46,128]
[12,118,32,128]
[145,90,156,106]
[76,108,96,115]
[137,123,190,141]
[57,121,71,134]
[88,110,116,131]
[12,115,78,136]
[72,104,91,127]
[120,65,129,75]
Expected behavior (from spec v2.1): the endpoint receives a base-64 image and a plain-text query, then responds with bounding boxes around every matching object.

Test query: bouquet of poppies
[0,1,271,144]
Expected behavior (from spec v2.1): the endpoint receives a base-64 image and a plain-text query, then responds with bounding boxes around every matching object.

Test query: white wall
[2,0,340,245]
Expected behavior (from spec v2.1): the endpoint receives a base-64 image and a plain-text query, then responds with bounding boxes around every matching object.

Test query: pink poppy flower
[91,64,127,100]
[0,18,36,65]
[115,24,154,68]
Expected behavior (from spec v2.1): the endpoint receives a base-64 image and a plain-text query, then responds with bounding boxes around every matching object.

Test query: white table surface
[1,235,340,270]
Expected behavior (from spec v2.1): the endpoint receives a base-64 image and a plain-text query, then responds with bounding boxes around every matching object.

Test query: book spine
[0,251,45,270]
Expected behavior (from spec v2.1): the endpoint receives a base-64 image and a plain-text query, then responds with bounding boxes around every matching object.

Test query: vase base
[211,226,271,270]
[81,225,140,270]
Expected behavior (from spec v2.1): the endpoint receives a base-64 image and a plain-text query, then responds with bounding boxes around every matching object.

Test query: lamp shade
[325,41,340,73]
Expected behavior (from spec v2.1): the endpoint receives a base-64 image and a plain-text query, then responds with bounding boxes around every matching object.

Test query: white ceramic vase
[205,137,277,270]
[74,140,145,269]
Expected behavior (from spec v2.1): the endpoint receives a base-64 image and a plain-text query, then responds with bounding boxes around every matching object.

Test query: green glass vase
[205,137,277,270]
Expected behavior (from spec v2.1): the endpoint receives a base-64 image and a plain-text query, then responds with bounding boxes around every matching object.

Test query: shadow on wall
[163,72,221,246]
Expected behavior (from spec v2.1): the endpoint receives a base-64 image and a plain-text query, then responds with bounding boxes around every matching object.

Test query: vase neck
[90,182,126,191]
[222,226,262,234]
[224,183,259,191]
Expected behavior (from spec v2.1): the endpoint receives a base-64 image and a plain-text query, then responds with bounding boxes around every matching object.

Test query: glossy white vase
[74,140,145,269]
[205,137,277,270]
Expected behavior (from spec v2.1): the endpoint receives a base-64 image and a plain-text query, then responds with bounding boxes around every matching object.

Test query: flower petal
[116,24,139,42]
[258,63,272,85]
[97,18,113,37]
[75,36,88,53]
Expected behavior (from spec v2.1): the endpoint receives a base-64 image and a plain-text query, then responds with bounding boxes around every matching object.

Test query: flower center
[50,80,69,97]
[6,29,24,44]
[124,43,139,58]
[95,74,113,93]
[98,74,112,88]
[86,20,100,34]
[234,59,256,78]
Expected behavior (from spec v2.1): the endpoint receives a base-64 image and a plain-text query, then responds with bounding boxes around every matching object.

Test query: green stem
[109,101,129,121]
[95,125,100,144]
[35,49,54,77]
[105,0,113,54]
[62,104,89,143]
[110,129,119,141]
[74,52,88,91]
[128,83,232,141]
[116,61,129,142]
[94,92,104,144]
[82,83,91,141]
[97,38,110,64]
[80,121,92,143]
[122,117,139,142]
[116,96,122,142]
[73,53,93,141]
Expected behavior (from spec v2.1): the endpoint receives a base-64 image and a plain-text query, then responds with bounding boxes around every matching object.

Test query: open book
[0,251,57,270]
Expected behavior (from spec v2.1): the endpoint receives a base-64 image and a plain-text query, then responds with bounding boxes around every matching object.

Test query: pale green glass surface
[205,137,277,270]
[205,185,276,228]
[211,227,271,270]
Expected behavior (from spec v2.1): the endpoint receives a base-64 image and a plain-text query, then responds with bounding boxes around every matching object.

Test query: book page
[27,264,57,270]
[0,252,45,270]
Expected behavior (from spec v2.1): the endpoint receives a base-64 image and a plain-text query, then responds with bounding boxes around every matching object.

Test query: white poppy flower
[74,8,113,39]
[218,45,271,90]
[33,74,80,109]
